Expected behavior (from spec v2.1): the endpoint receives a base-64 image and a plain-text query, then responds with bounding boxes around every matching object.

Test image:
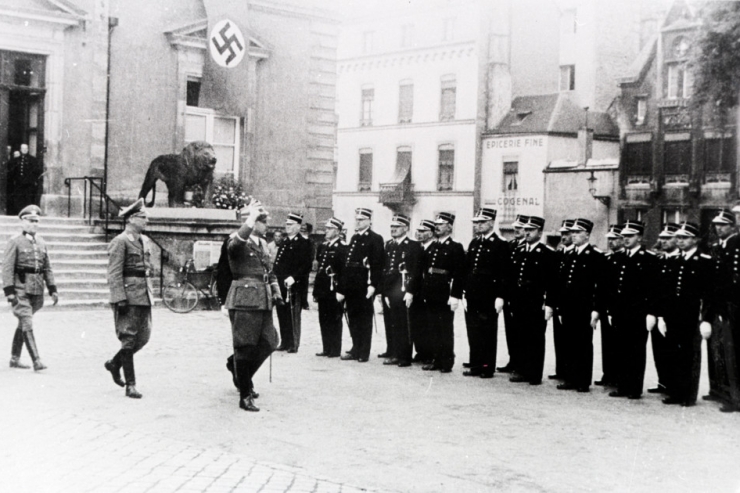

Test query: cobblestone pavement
[1,304,740,493]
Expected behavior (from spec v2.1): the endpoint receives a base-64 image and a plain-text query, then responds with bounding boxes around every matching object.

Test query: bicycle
[162,259,219,313]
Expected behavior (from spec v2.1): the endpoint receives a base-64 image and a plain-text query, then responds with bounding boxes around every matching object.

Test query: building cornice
[338,40,476,72]
[0,6,82,26]
[481,131,619,142]
[249,0,339,24]
[339,119,476,133]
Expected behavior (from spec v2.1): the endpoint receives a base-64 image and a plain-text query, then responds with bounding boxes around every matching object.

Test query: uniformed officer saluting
[104,198,153,399]
[313,217,347,358]
[607,220,658,400]
[651,222,713,407]
[273,212,312,353]
[420,212,465,373]
[462,208,509,378]
[554,218,604,393]
[380,214,422,368]
[337,208,384,362]
[507,215,556,385]
[3,204,58,371]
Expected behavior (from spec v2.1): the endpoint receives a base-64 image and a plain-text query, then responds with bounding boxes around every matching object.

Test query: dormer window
[511,111,532,126]
[673,36,690,58]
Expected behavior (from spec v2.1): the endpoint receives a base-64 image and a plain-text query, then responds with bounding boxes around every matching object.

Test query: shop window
[438,145,454,191]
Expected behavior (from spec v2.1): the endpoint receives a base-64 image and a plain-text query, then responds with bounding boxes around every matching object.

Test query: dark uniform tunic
[462,231,510,375]
[708,234,740,408]
[597,249,623,386]
[410,240,436,362]
[3,232,56,332]
[652,249,713,405]
[502,238,526,371]
[337,227,384,360]
[552,245,574,379]
[606,246,658,397]
[272,233,313,351]
[507,241,557,383]
[107,232,153,352]
[419,236,465,371]
[555,243,604,389]
[313,238,347,357]
[380,236,422,363]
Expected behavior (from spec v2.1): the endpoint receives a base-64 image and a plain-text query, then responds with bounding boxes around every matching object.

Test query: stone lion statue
[138,141,217,207]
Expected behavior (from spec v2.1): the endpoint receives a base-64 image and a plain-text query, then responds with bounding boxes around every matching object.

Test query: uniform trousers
[110,305,152,386]
[464,299,498,374]
[560,305,593,388]
[510,295,546,383]
[10,292,44,361]
[381,296,412,362]
[598,309,619,384]
[229,310,278,399]
[613,309,649,396]
[552,308,567,378]
[709,302,740,406]
[276,286,301,350]
[345,292,374,360]
[664,306,702,404]
[317,297,343,357]
[410,298,432,361]
[427,303,455,370]
[650,329,670,389]
[503,302,521,371]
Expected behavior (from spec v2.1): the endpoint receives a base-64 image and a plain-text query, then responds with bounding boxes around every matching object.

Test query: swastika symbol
[209,19,246,68]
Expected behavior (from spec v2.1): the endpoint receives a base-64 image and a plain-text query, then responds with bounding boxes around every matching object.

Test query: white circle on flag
[209,19,246,68]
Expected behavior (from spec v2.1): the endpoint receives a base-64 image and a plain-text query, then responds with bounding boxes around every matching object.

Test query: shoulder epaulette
[544,244,555,251]
[644,250,656,256]
[700,253,712,259]
[592,247,603,253]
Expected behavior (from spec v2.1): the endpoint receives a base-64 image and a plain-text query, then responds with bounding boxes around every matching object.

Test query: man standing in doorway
[7,144,42,215]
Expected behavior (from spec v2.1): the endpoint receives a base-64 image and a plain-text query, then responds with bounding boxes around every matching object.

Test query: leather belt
[235,274,270,283]
[16,267,42,274]
[428,267,449,275]
[123,269,148,277]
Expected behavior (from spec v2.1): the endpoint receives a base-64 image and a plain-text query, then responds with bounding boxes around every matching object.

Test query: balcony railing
[379,181,415,205]
[664,174,689,184]
[705,172,732,184]
[626,174,651,185]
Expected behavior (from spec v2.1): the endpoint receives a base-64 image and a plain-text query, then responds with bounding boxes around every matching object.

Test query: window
[503,160,519,191]
[673,36,690,58]
[440,75,456,121]
[704,136,735,178]
[361,85,374,126]
[358,149,373,191]
[401,24,414,48]
[186,78,201,107]
[664,137,691,177]
[185,107,240,175]
[662,208,683,224]
[623,141,653,176]
[398,80,413,123]
[442,17,455,41]
[438,145,454,191]
[667,63,691,99]
[396,147,412,181]
[636,98,647,125]
[363,31,374,54]
[559,65,575,91]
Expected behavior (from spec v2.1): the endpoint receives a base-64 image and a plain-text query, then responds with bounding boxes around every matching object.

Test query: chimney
[578,107,593,166]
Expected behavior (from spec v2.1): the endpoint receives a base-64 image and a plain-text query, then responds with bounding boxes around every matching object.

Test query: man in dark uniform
[420,212,465,373]
[498,214,528,374]
[555,218,604,392]
[706,209,740,412]
[606,220,658,399]
[313,217,346,358]
[273,212,313,353]
[648,223,680,395]
[104,199,153,398]
[7,144,43,215]
[3,205,58,371]
[337,208,384,362]
[380,214,422,368]
[550,219,575,381]
[652,222,713,407]
[462,208,509,378]
[507,216,556,385]
[595,224,624,387]
[225,200,283,412]
[411,219,436,363]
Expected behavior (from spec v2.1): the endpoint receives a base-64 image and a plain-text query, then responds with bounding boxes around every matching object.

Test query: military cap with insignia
[286,212,303,224]
[18,204,41,220]
[675,221,700,237]
[391,214,411,227]
[417,219,435,231]
[472,208,497,222]
[325,217,344,229]
[355,208,373,219]
[118,198,147,220]
[513,214,528,228]
[522,215,545,229]
[605,224,623,239]
[569,218,593,233]
[658,223,680,238]
[559,219,575,233]
[712,210,735,225]
[435,212,456,225]
[620,220,645,235]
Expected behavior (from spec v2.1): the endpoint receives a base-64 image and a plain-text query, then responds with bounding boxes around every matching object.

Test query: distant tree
[692,1,740,108]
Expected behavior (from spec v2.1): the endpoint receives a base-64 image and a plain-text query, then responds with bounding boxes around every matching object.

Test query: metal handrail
[64,175,171,297]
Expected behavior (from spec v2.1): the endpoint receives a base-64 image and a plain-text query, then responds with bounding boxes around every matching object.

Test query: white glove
[495,298,504,314]
[646,314,657,332]
[608,315,613,326]
[384,296,390,306]
[448,297,460,311]
[461,297,468,312]
[657,317,667,337]
[284,276,295,288]
[221,305,229,318]
[366,286,375,299]
[336,293,345,303]
[590,311,599,330]
[700,321,712,340]
[403,292,413,308]
[558,315,563,325]
[544,306,553,321]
